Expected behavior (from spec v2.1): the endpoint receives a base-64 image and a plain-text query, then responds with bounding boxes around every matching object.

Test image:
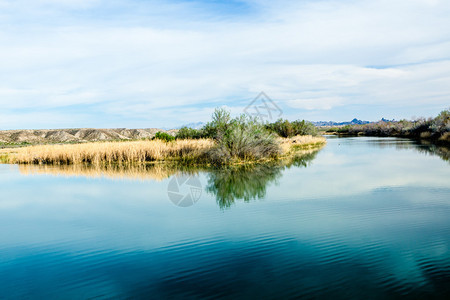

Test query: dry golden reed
[279,135,327,154]
[9,139,215,165]
[2,136,326,165]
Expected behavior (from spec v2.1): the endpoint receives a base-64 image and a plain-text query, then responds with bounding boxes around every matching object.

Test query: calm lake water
[1,137,449,299]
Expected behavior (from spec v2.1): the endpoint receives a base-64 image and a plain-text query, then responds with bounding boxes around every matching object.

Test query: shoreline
[322,131,449,146]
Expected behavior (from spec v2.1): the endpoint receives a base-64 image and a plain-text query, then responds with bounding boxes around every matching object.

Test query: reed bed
[279,135,327,154]
[2,136,326,166]
[8,139,215,165]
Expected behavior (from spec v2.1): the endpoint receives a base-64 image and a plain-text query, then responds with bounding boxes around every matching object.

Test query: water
[0,137,449,299]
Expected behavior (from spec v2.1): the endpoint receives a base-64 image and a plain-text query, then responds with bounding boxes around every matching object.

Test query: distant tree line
[327,109,449,144]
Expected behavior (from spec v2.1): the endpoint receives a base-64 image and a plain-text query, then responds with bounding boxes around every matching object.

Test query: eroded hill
[0,128,176,145]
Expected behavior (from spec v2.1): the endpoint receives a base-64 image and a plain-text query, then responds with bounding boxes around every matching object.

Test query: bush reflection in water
[18,138,448,210]
[206,151,319,209]
[19,150,321,209]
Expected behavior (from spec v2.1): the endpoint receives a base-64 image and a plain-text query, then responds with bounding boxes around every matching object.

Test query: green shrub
[433,109,450,133]
[265,119,318,137]
[292,120,318,136]
[326,127,340,132]
[223,116,280,160]
[202,108,232,140]
[176,127,203,139]
[153,131,175,142]
[265,119,293,137]
[205,109,280,164]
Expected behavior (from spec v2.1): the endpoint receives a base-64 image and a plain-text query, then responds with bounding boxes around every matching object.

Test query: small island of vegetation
[0,108,326,166]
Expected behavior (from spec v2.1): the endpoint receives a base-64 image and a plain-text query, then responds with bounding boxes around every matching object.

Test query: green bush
[292,120,318,136]
[265,119,318,137]
[202,108,232,140]
[153,131,175,142]
[224,115,280,159]
[172,108,325,164]
[325,127,340,133]
[176,127,203,139]
[265,119,293,137]
[205,109,280,164]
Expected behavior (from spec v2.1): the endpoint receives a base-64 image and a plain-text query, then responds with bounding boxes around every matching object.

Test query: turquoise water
[0,137,449,299]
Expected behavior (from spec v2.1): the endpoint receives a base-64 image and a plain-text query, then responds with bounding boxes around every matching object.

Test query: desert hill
[0,128,176,145]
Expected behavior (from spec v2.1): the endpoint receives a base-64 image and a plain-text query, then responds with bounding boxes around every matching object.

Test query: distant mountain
[311,118,370,127]
[177,119,374,128]
[381,118,396,122]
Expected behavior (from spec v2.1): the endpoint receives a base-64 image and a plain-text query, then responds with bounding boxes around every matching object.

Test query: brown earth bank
[0,128,177,145]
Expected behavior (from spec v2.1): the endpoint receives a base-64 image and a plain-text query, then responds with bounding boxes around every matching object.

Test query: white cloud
[287,97,344,110]
[0,0,449,128]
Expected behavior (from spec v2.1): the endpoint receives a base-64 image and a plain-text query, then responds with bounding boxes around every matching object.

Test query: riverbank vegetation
[1,108,326,166]
[326,109,449,144]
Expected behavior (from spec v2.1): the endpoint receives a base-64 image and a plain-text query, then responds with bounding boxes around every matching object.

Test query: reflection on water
[19,149,321,209]
[207,164,282,209]
[19,163,183,181]
[412,140,449,162]
[360,137,449,162]
[1,137,450,299]
[207,151,319,209]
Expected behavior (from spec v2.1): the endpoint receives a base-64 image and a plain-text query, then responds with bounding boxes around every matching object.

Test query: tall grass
[9,139,214,165]
[278,135,327,153]
[3,135,326,166]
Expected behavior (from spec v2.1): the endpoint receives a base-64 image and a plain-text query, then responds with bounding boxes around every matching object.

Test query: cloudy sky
[0,0,449,129]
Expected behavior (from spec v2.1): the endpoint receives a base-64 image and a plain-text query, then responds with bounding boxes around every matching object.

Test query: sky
[0,0,449,129]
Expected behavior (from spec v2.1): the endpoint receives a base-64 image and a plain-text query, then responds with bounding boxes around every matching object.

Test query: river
[0,136,449,299]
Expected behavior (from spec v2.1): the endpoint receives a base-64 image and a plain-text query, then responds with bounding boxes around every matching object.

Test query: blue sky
[0,0,449,129]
